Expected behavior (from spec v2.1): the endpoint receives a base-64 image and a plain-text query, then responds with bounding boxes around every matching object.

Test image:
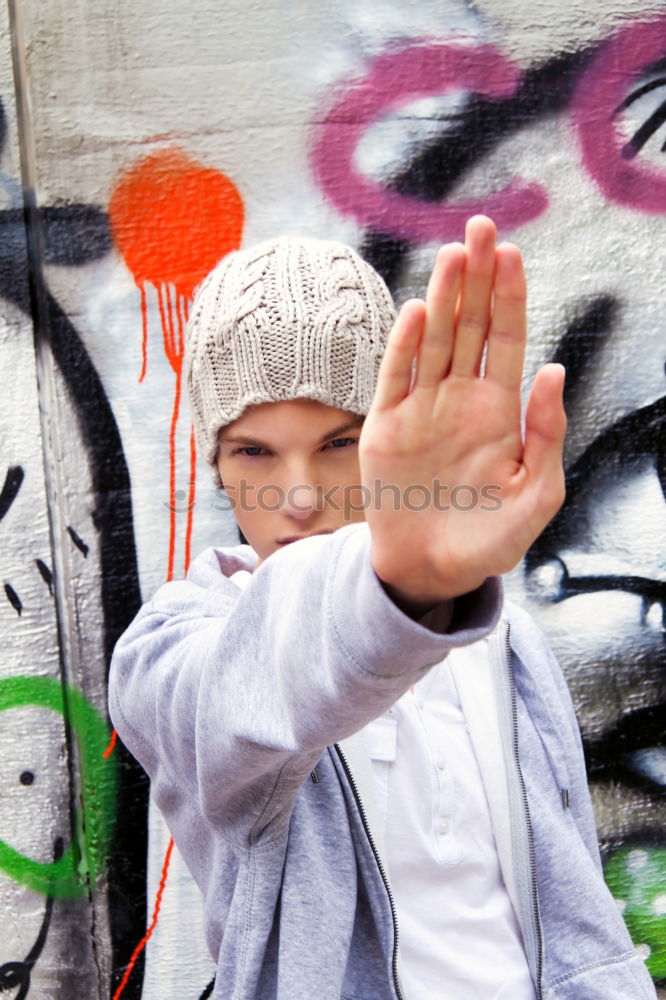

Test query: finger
[372,299,425,410]
[522,363,567,516]
[413,242,465,390]
[484,243,527,391]
[450,215,496,377]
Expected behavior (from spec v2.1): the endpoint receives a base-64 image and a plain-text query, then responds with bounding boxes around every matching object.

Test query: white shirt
[362,648,535,1000]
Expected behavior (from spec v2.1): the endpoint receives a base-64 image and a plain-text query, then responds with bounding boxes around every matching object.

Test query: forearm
[109,523,502,841]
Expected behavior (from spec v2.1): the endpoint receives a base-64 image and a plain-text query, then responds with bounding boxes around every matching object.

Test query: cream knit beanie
[186,235,396,480]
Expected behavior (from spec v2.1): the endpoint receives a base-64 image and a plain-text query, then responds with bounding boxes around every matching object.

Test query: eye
[233,446,268,457]
[324,437,358,450]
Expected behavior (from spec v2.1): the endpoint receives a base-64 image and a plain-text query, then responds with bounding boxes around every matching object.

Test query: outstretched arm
[360,215,566,609]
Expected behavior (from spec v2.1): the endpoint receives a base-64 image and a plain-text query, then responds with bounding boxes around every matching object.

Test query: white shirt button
[436,755,446,771]
[438,818,450,836]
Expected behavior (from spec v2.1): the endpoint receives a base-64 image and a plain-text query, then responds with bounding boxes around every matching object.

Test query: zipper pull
[561,788,570,809]
[311,768,319,784]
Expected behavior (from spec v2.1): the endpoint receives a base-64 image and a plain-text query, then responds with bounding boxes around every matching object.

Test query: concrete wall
[1,0,664,996]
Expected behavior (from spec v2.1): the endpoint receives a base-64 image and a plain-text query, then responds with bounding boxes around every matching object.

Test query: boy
[109,217,655,999]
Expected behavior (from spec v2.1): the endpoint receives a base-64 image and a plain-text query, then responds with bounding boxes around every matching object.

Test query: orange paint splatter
[109,148,244,298]
[109,149,244,579]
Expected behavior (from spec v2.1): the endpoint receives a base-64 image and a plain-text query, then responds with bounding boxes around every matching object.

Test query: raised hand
[359,215,566,607]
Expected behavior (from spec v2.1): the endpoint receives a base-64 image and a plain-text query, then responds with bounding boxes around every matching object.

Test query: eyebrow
[220,416,364,448]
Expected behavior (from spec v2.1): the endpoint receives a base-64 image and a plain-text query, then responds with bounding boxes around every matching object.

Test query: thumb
[522,363,567,512]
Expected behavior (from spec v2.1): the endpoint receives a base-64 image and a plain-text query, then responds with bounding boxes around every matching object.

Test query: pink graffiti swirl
[573,13,666,213]
[310,41,548,242]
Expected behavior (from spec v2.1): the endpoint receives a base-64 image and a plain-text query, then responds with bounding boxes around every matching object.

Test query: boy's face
[216,399,367,563]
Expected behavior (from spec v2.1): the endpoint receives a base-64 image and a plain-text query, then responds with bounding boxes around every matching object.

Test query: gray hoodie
[109,523,655,1000]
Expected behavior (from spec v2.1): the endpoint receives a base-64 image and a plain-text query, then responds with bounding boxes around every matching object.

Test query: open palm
[360,215,566,607]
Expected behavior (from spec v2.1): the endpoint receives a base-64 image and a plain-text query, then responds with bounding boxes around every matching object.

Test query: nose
[282,482,320,520]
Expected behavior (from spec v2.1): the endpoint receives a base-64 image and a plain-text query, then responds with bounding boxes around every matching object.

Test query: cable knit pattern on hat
[186,235,397,481]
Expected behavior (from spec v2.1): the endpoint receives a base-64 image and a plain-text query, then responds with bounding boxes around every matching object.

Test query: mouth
[276,529,335,546]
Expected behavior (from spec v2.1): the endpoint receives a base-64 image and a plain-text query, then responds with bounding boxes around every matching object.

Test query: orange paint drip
[156,282,180,375]
[138,283,148,383]
[166,361,182,583]
[176,291,189,343]
[103,729,118,759]
[184,427,197,574]
[112,837,175,1000]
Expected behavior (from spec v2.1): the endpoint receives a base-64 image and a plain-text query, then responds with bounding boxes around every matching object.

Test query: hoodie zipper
[502,623,544,1000]
[334,743,404,1000]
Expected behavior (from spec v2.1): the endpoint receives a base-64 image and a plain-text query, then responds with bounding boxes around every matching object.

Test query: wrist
[370,537,484,602]
[379,578,444,619]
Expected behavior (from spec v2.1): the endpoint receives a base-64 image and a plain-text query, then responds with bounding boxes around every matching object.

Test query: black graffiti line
[35,559,53,593]
[529,393,666,565]
[23,839,62,969]
[525,550,666,607]
[0,100,149,998]
[586,703,665,780]
[67,525,89,557]
[622,97,666,159]
[587,756,666,795]
[0,205,112,273]
[4,582,22,615]
[361,47,597,286]
[550,295,619,411]
[0,837,61,999]
[0,466,24,523]
[560,573,666,604]
[199,978,215,1000]
[397,49,593,201]
[615,75,666,113]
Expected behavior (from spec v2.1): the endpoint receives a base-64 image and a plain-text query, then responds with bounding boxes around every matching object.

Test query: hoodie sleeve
[109,522,501,847]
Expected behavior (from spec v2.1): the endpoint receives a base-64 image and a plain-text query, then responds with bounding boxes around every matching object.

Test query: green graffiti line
[605,844,666,980]
[0,675,117,899]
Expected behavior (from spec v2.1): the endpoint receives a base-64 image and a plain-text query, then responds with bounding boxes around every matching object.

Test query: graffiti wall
[0,0,663,995]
